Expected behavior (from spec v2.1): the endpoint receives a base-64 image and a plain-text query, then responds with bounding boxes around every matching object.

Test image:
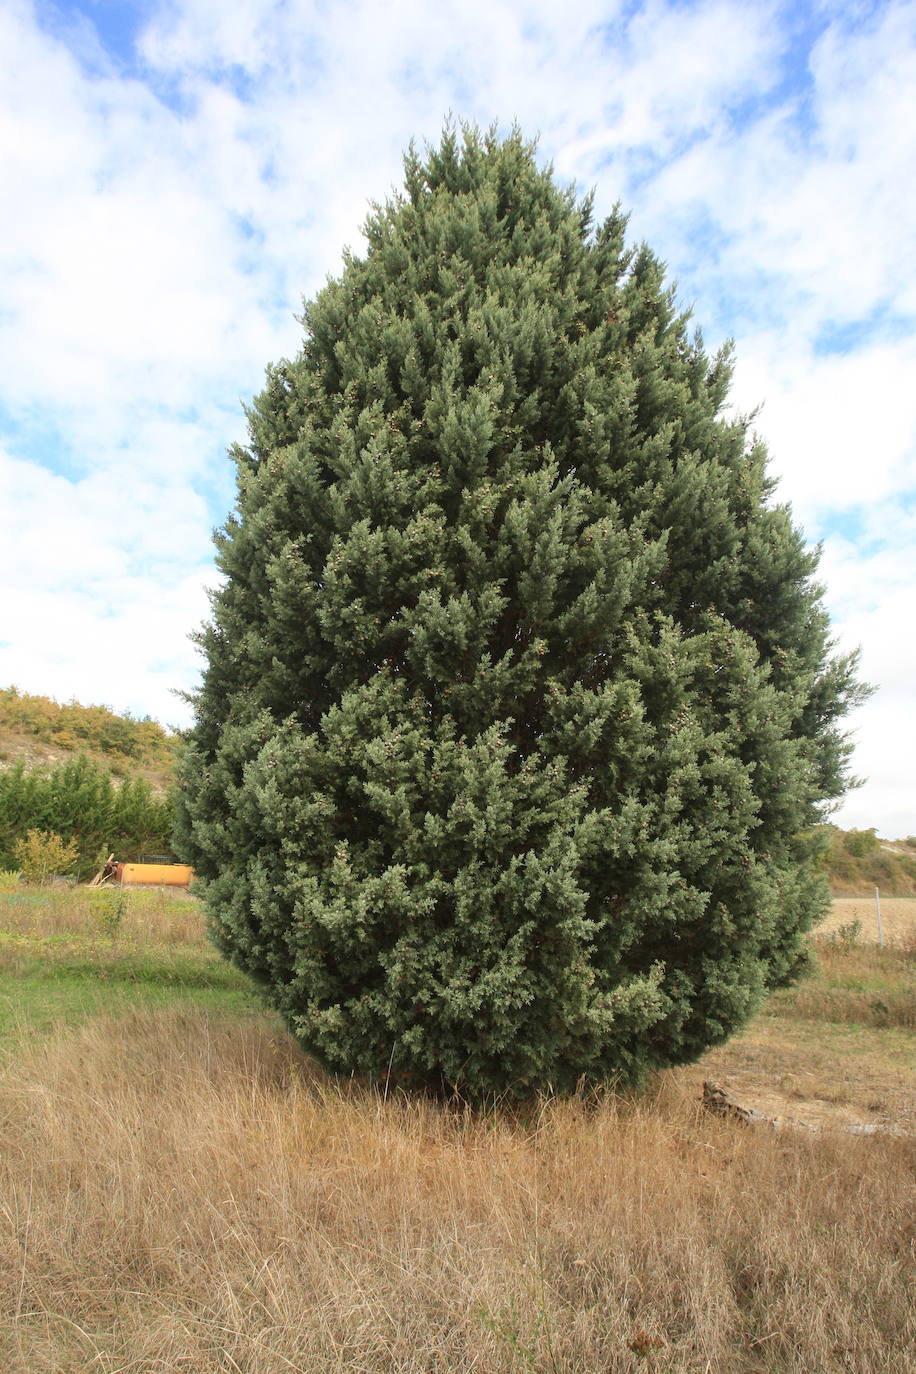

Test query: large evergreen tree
[176,126,867,1097]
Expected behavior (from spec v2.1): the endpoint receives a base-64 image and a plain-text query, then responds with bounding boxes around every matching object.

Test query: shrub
[842,827,880,858]
[13,830,80,886]
[92,887,129,939]
[827,919,862,950]
[176,126,867,1097]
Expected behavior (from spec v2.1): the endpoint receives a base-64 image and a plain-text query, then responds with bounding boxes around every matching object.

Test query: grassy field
[817,895,916,946]
[0,885,261,1042]
[0,888,913,1373]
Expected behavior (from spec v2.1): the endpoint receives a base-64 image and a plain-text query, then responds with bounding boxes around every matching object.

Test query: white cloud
[635,1,916,328]
[819,512,916,838]
[0,447,213,725]
[728,336,916,524]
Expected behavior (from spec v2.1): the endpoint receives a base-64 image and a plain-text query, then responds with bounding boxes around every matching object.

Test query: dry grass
[1,889,914,1372]
[0,1006,913,1374]
[818,897,916,948]
[0,883,204,948]
[782,942,916,1030]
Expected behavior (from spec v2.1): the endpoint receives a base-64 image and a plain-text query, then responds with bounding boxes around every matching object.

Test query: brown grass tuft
[1,1006,913,1373]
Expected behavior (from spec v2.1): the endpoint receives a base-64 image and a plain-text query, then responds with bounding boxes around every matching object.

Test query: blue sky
[1,0,914,836]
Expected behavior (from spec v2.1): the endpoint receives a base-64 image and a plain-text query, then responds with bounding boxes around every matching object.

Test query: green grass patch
[755,1011,916,1072]
[0,931,252,989]
[0,885,266,1049]
[0,970,263,1046]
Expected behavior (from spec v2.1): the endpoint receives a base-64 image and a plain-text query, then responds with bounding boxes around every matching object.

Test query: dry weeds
[0,884,204,948]
[783,943,916,1030]
[819,898,916,947]
[1,1006,913,1374]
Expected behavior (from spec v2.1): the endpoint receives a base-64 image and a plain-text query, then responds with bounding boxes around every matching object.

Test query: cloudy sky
[1,0,913,836]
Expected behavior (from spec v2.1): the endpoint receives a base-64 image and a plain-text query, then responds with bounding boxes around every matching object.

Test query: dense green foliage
[0,685,174,769]
[0,756,173,879]
[176,127,867,1096]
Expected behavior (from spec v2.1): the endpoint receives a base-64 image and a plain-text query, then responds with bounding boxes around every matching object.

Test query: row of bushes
[0,755,175,881]
[0,686,175,766]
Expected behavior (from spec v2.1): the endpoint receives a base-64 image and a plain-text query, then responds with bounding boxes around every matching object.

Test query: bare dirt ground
[692,1019,915,1137]
[690,896,916,1137]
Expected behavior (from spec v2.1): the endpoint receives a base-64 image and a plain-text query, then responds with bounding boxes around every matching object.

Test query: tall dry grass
[784,940,916,1030]
[0,883,204,948]
[1,1006,913,1373]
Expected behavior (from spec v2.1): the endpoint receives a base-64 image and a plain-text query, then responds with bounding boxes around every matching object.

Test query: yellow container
[119,863,194,887]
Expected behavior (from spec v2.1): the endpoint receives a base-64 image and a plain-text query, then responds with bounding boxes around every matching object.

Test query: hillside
[820,826,916,896]
[0,689,178,877]
[0,686,178,794]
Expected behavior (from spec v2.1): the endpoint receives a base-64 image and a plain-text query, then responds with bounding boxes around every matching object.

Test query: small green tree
[13,829,80,886]
[175,126,868,1097]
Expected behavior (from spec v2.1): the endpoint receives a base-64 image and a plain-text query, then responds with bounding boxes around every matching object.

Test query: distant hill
[819,826,916,897]
[0,686,178,794]
[0,689,180,876]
